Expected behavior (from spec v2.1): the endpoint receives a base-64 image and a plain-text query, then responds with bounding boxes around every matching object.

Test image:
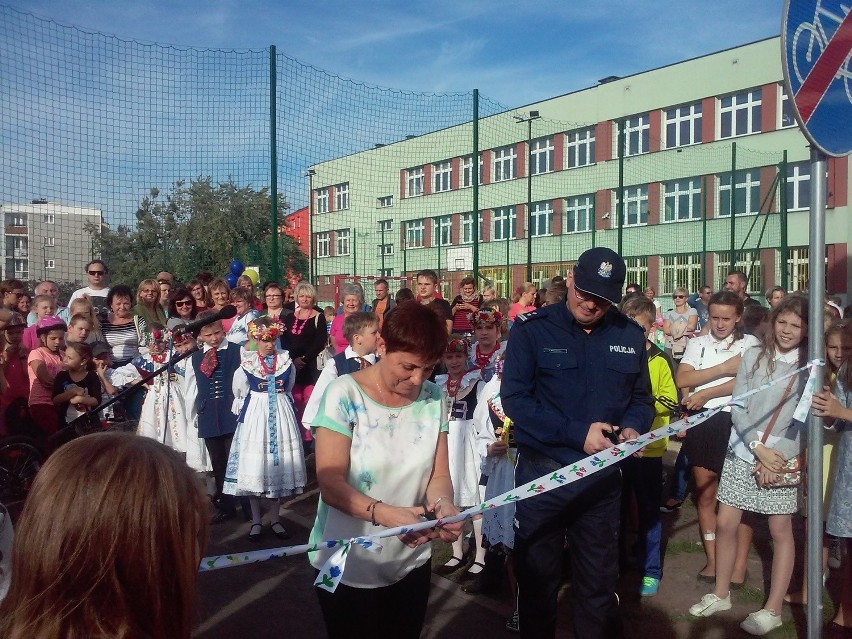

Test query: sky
[10,0,782,108]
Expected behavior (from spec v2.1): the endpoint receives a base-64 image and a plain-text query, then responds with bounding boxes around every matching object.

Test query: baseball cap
[572,247,626,305]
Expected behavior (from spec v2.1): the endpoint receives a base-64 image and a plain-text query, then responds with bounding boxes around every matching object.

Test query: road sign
[783,0,852,156]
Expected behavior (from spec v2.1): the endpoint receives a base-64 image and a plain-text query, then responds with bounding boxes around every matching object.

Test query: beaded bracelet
[367,500,383,526]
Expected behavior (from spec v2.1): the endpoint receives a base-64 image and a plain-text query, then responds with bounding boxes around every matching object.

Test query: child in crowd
[435,335,486,575]
[22,294,57,351]
[226,288,260,346]
[468,308,505,381]
[323,306,335,336]
[620,295,678,597]
[224,317,307,541]
[473,355,519,631]
[66,313,93,346]
[184,311,243,522]
[135,325,189,454]
[302,312,379,432]
[68,297,103,343]
[27,316,67,440]
[690,294,809,636]
[0,314,29,437]
[52,342,101,430]
[92,341,139,423]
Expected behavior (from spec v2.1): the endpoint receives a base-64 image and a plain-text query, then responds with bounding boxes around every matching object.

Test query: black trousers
[204,432,236,514]
[513,448,623,639]
[315,560,431,639]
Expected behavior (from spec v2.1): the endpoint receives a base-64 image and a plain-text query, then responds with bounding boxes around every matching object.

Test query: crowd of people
[0,254,850,639]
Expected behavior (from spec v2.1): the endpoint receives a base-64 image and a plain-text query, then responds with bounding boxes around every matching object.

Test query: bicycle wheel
[0,436,44,510]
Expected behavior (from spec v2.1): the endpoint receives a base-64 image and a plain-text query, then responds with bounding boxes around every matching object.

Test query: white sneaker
[740,609,782,635]
[689,592,731,617]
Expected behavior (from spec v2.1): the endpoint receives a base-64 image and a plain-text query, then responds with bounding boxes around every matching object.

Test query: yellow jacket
[644,345,678,457]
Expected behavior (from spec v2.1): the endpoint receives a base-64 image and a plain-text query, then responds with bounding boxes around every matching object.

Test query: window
[379,268,394,278]
[460,212,483,244]
[45,259,55,270]
[378,195,393,207]
[718,170,761,216]
[778,85,796,129]
[566,127,595,168]
[493,145,517,182]
[786,247,809,291]
[624,257,649,291]
[715,250,762,295]
[405,219,424,248]
[433,161,452,192]
[406,167,424,197]
[529,201,553,237]
[378,244,394,256]
[665,102,702,148]
[7,214,26,226]
[45,214,54,224]
[461,155,483,187]
[335,228,351,256]
[44,237,56,247]
[618,186,649,226]
[335,183,349,210]
[622,115,650,156]
[660,254,702,296]
[479,266,510,298]
[565,195,594,233]
[530,137,554,175]
[378,219,393,233]
[433,215,452,246]
[719,90,762,138]
[316,232,330,257]
[492,207,517,241]
[315,188,329,214]
[663,178,703,222]
[786,162,811,211]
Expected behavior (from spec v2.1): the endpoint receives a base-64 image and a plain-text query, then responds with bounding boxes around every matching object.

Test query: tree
[87,178,307,287]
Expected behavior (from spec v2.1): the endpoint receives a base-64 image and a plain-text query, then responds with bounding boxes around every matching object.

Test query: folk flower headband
[248,319,284,342]
[447,336,470,355]
[468,308,503,327]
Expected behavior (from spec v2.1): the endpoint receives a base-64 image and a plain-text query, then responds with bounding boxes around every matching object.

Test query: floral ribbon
[200,360,822,592]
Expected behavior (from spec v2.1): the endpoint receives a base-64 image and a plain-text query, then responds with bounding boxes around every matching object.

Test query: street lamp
[514,110,541,282]
[306,169,316,285]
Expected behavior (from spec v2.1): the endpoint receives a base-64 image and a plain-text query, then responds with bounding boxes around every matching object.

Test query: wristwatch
[748,440,762,451]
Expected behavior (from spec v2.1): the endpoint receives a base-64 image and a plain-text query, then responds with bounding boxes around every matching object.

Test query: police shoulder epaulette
[516,310,542,322]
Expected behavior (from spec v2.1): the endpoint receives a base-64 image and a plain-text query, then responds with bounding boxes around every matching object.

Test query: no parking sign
[783,0,852,156]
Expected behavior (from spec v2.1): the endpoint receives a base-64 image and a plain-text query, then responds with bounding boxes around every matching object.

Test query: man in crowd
[28,280,70,324]
[502,247,654,639]
[68,259,111,319]
[416,269,452,333]
[724,270,760,307]
[1,279,25,311]
[371,278,395,331]
[688,284,712,329]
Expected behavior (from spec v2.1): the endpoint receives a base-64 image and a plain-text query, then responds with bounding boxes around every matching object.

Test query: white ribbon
[200,360,821,589]
[793,360,821,423]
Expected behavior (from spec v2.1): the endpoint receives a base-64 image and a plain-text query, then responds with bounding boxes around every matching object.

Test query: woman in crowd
[225,288,260,346]
[237,274,264,312]
[508,282,537,321]
[329,283,363,355]
[168,287,198,323]
[309,301,463,638]
[208,278,231,313]
[765,286,787,309]
[101,285,142,367]
[16,292,31,317]
[134,278,167,327]
[664,286,698,370]
[263,282,288,323]
[158,279,172,316]
[0,432,208,639]
[450,276,482,334]
[188,278,211,314]
[282,281,327,424]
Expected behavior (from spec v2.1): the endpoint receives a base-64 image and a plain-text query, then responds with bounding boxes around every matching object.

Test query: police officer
[502,247,654,639]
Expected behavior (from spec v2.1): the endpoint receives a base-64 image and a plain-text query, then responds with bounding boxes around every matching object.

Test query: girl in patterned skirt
[224,317,307,541]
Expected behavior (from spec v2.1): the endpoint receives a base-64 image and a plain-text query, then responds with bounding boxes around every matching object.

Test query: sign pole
[806,147,826,639]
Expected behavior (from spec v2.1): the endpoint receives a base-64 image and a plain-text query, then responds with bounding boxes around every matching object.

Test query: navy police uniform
[502,302,654,639]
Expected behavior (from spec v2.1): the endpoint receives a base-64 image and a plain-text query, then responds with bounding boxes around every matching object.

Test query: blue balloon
[229,259,245,276]
[224,273,239,288]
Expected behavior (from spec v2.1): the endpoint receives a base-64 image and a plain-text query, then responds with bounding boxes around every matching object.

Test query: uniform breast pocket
[539,349,578,371]
[605,351,640,380]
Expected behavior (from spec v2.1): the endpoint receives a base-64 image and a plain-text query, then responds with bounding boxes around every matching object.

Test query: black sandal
[249,523,263,542]
[270,522,290,540]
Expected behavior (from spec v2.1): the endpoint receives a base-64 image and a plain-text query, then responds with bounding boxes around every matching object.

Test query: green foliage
[86,178,307,287]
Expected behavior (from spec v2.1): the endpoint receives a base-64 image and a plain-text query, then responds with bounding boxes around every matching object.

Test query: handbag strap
[760,374,797,444]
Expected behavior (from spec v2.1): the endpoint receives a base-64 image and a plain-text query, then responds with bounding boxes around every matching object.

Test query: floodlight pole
[269,45,280,283]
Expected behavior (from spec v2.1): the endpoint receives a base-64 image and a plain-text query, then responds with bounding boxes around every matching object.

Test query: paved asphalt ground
[195,444,838,638]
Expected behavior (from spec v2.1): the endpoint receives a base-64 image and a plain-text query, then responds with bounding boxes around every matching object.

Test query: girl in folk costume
[224,317,307,541]
[435,335,486,574]
[473,355,520,631]
[135,325,189,453]
[468,308,505,382]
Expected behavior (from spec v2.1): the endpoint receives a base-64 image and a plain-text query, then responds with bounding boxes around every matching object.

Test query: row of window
[4,214,57,225]
[314,162,813,257]
[314,84,798,210]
